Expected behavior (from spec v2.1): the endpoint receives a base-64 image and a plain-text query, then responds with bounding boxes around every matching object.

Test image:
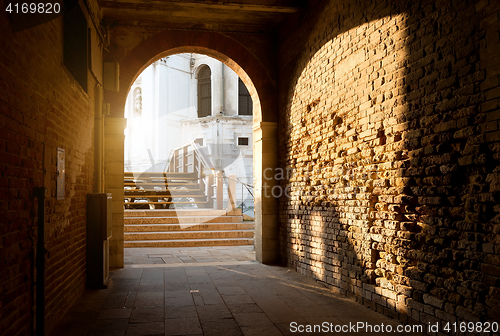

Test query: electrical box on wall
[57,147,65,200]
[86,193,112,288]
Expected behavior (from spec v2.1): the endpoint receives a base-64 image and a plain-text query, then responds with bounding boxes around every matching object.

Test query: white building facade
[124,54,254,212]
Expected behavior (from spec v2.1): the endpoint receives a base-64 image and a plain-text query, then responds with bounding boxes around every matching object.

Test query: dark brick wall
[278,0,500,328]
[0,4,97,335]
[1,0,499,334]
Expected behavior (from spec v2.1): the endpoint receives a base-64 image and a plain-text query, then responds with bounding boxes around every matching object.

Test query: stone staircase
[124,209,255,247]
[124,172,210,208]
[124,143,254,247]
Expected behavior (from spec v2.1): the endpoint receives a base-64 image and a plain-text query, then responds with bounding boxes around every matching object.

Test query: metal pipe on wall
[221,63,224,114]
[33,186,46,336]
[94,84,104,193]
[216,63,225,171]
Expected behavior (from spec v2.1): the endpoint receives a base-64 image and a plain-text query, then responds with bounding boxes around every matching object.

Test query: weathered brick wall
[0,4,98,335]
[278,0,500,328]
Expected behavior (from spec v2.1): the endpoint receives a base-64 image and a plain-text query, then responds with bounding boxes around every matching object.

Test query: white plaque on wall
[57,148,65,200]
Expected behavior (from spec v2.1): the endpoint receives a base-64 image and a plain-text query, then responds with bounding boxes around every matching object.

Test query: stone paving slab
[51,246,421,336]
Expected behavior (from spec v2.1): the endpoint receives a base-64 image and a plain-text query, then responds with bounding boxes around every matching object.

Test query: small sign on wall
[57,148,65,200]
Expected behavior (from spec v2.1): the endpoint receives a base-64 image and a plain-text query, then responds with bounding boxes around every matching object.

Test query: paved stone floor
[52,246,421,336]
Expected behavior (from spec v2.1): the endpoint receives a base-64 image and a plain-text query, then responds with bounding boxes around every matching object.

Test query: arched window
[133,87,142,117]
[197,65,212,118]
[238,78,252,115]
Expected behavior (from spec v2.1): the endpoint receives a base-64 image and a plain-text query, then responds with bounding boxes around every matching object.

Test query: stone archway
[103,30,280,267]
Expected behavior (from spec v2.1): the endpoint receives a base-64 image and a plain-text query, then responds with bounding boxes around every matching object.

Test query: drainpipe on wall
[154,61,161,168]
[94,85,104,192]
[220,63,224,115]
[34,186,46,336]
[217,63,225,171]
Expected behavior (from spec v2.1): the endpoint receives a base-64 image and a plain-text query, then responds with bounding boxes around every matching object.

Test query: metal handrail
[223,174,254,188]
[222,171,254,199]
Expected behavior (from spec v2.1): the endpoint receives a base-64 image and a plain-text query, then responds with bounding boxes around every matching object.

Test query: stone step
[124,182,199,186]
[125,230,254,241]
[125,194,205,198]
[124,209,230,217]
[124,238,254,248]
[124,222,255,232]
[125,172,197,178]
[123,208,249,248]
[125,201,208,205]
[124,215,244,224]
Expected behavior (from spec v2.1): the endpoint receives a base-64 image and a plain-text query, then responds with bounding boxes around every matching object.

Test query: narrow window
[197,65,212,118]
[237,137,249,146]
[238,78,252,115]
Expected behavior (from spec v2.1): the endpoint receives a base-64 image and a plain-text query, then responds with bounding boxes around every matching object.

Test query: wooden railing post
[216,171,223,210]
[169,155,174,172]
[227,174,237,214]
[174,149,179,172]
[182,145,188,172]
[207,173,214,208]
[193,151,199,177]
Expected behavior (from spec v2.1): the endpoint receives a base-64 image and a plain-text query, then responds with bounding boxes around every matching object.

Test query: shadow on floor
[51,246,421,336]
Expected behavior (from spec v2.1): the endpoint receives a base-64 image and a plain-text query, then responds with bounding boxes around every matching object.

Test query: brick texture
[0,6,97,336]
[279,0,500,328]
[1,0,500,334]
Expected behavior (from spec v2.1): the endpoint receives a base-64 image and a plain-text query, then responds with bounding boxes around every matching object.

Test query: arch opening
[123,52,258,250]
[119,46,264,123]
[104,31,280,267]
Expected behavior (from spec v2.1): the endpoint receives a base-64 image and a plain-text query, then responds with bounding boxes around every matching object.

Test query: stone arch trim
[103,29,280,266]
[106,30,277,123]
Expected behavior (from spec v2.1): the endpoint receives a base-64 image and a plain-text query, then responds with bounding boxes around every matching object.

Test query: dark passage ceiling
[98,0,305,33]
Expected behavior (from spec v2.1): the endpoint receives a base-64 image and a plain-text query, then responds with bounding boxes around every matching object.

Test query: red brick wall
[279,0,500,327]
[0,5,96,335]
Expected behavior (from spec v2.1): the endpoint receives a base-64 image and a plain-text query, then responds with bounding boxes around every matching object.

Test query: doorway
[122,54,255,261]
